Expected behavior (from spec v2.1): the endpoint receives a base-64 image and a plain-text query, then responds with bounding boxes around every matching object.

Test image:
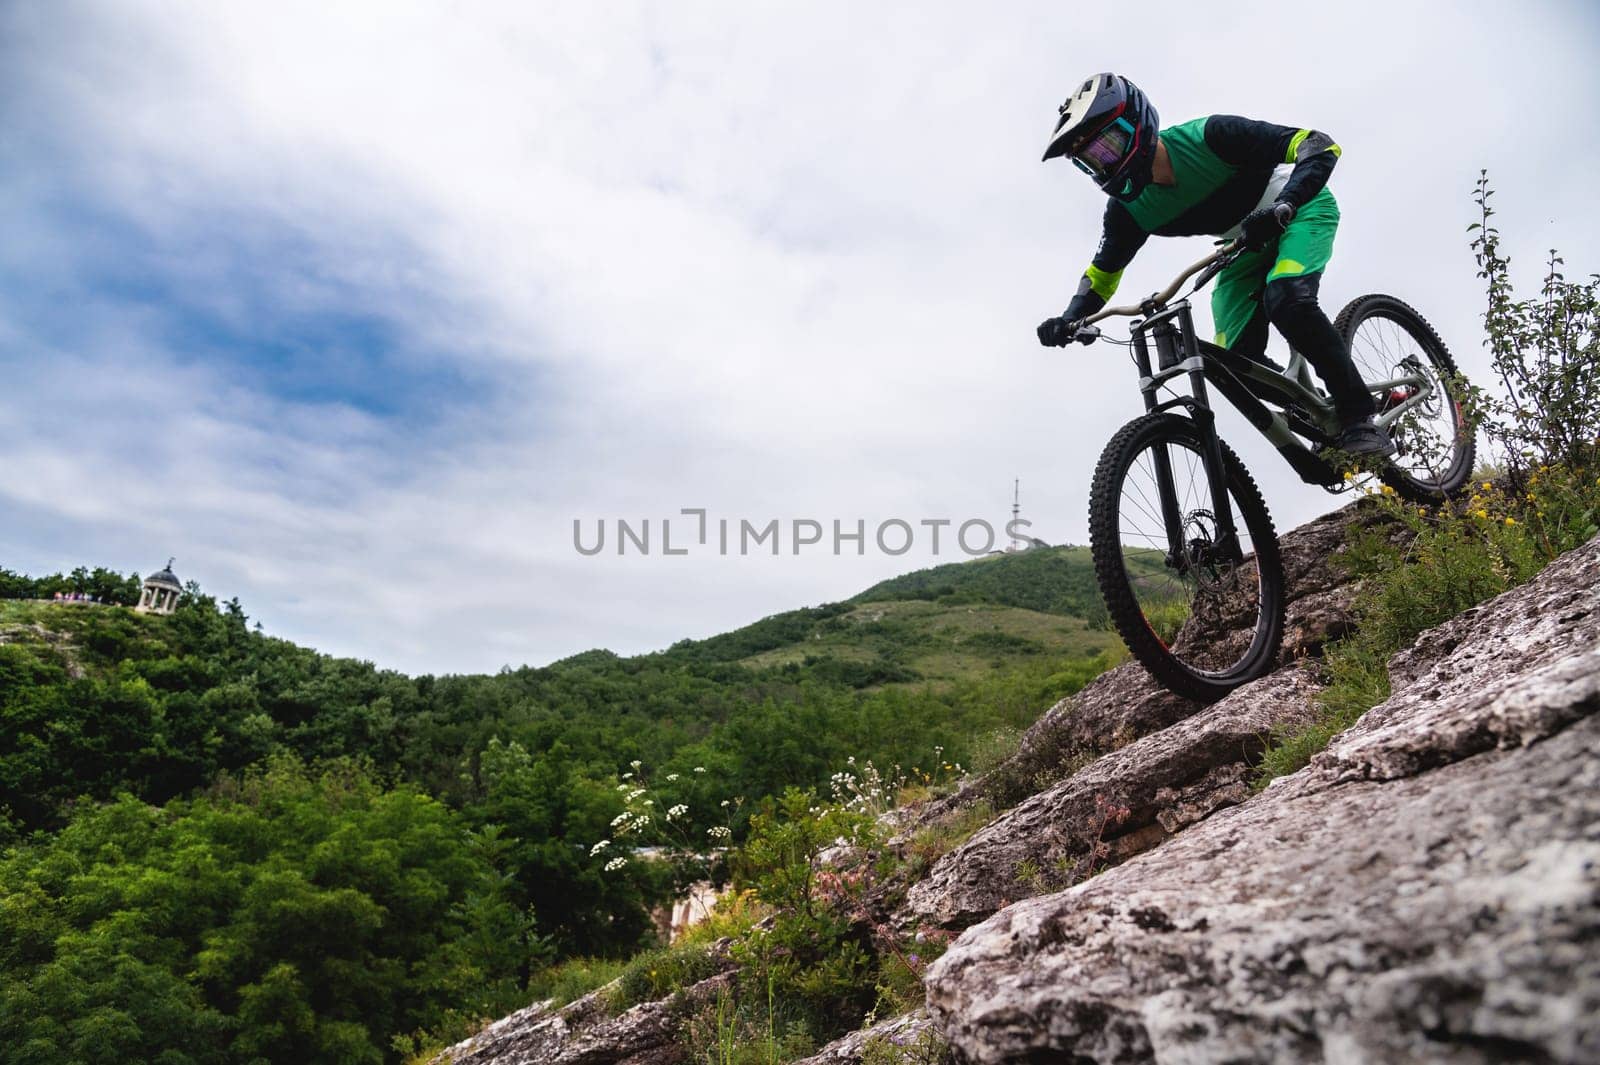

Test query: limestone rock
[793,1010,941,1065]
[971,504,1363,811]
[433,970,734,1065]
[925,535,1600,1064]
[905,665,1322,929]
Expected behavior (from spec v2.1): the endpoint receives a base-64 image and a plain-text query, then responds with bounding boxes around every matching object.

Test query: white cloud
[2,1,1597,673]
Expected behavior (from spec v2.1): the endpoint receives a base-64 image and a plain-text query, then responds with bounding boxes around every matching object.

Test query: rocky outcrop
[434,970,734,1065]
[440,504,1597,1065]
[967,505,1363,814]
[793,1010,940,1064]
[905,664,1322,929]
[924,534,1600,1064]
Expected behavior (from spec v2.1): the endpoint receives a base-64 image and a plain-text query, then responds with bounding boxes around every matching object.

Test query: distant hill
[851,545,1104,616]
[1,546,1128,835]
[652,546,1126,689]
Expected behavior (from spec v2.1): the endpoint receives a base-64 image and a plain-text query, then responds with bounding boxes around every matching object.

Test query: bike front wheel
[1088,414,1286,702]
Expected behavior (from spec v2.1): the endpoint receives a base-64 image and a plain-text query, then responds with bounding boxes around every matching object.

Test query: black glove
[1037,316,1081,347]
[1239,201,1296,250]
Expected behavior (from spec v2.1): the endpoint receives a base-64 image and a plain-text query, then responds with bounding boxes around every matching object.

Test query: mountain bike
[1073,242,1475,702]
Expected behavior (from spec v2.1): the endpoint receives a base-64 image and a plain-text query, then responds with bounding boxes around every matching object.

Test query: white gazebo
[136,559,183,615]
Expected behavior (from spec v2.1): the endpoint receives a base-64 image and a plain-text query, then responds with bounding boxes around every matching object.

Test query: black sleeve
[1064,200,1150,320]
[1204,114,1342,211]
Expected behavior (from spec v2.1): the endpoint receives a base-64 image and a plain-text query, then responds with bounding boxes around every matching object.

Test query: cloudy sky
[3,1,1597,674]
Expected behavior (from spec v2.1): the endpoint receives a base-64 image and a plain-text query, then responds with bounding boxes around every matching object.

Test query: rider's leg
[1263,273,1375,426]
[1258,188,1380,430]
[1210,247,1280,371]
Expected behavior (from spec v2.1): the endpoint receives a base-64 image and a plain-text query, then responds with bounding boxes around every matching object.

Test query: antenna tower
[1011,479,1021,551]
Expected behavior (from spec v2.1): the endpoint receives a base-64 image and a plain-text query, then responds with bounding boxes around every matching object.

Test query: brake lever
[1075,326,1101,345]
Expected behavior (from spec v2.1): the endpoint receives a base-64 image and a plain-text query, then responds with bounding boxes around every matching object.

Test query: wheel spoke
[1109,432,1272,681]
[1348,306,1470,493]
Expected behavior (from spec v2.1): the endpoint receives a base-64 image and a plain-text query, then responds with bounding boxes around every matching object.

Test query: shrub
[1467,171,1600,478]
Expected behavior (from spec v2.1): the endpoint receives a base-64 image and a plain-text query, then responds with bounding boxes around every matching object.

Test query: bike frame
[1082,245,1438,563]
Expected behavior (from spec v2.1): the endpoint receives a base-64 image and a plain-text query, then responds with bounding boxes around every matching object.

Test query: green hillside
[659,545,1125,683]
[851,544,1104,615]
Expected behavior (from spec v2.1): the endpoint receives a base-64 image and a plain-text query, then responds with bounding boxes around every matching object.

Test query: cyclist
[1035,73,1395,457]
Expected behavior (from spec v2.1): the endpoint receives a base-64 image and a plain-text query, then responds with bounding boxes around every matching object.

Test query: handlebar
[1078,240,1244,331]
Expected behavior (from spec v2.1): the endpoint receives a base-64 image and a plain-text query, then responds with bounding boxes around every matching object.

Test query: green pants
[1211,187,1340,349]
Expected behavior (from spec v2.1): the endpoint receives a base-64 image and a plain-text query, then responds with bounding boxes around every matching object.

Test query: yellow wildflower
[1380,484,1396,496]
[1504,516,1517,526]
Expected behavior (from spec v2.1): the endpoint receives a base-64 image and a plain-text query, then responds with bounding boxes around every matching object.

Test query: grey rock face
[925,535,1600,1065]
[970,504,1362,813]
[905,665,1322,929]
[433,970,733,1065]
[792,1010,941,1065]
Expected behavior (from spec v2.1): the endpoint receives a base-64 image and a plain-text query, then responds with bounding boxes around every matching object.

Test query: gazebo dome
[145,564,182,591]
[136,558,183,615]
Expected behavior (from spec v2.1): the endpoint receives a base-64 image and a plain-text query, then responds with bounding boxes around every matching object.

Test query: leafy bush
[0,757,533,1065]
[678,888,770,947]
[1468,171,1600,478]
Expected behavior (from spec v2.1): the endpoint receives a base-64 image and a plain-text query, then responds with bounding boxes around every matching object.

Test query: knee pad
[1263,274,1323,327]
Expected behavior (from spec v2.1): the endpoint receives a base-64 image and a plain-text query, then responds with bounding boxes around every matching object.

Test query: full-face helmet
[1042,73,1161,202]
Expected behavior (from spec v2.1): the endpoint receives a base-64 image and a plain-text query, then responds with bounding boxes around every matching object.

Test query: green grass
[849,545,1104,616]
[736,598,1118,691]
[525,957,630,1007]
[608,942,726,1013]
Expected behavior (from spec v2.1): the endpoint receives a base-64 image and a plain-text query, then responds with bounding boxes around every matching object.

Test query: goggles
[1070,116,1136,179]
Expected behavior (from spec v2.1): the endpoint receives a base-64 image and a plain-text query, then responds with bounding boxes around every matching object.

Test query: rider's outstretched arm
[1204,115,1342,210]
[1063,200,1150,322]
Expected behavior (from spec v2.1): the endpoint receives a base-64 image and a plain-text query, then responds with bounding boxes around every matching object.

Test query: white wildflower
[665,773,680,782]
[604,856,628,872]
[707,826,732,840]
[611,813,630,828]
[667,804,688,820]
[589,840,610,856]
[630,759,643,769]
[693,766,707,774]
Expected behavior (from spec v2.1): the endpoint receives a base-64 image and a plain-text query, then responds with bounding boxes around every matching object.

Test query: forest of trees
[0,562,1115,1063]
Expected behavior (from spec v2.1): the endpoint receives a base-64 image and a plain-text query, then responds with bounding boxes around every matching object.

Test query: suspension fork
[1131,325,1187,561]
[1136,312,1243,565]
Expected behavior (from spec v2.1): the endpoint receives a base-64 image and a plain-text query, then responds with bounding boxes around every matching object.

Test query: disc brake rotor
[1179,509,1238,592]
[1401,355,1445,418]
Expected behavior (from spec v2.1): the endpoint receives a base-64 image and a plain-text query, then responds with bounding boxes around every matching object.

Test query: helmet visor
[1070,116,1135,179]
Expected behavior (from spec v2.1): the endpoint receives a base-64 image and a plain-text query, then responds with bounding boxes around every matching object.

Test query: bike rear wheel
[1336,294,1475,501]
[1089,414,1286,703]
